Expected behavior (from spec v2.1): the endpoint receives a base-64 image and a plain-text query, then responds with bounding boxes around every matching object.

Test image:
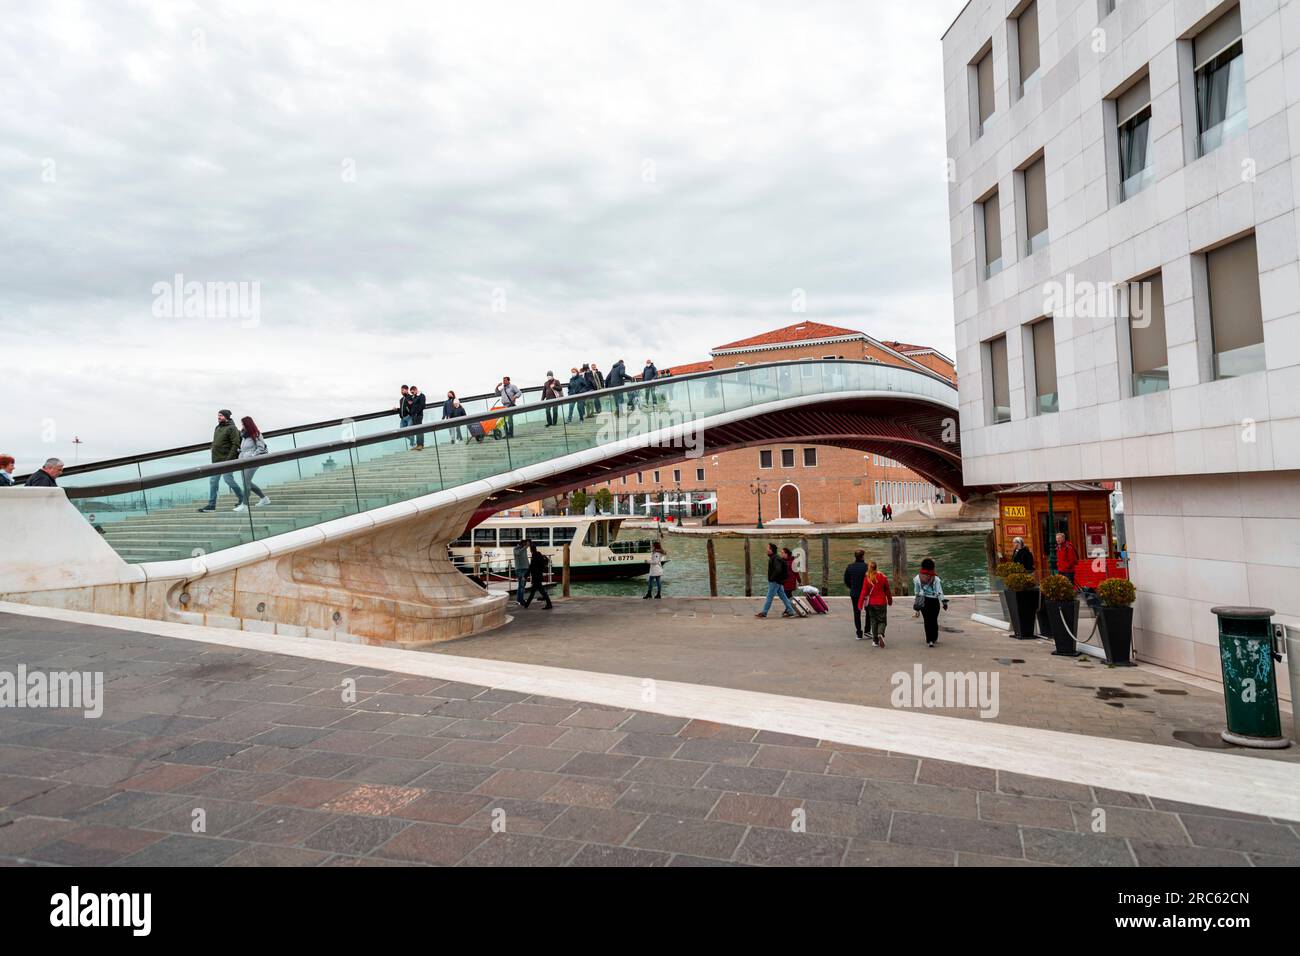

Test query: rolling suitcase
[789,595,811,617]
[807,592,829,614]
[467,421,486,442]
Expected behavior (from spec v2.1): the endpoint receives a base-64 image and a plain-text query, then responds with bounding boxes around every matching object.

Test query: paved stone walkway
[436,596,1299,761]
[1,612,1297,866]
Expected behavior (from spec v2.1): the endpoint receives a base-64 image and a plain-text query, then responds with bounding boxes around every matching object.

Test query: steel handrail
[53,359,956,500]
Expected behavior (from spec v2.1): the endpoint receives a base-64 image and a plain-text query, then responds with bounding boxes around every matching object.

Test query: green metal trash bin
[1211,606,1290,749]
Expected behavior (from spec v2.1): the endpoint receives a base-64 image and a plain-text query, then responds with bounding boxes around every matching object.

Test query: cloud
[0,0,958,467]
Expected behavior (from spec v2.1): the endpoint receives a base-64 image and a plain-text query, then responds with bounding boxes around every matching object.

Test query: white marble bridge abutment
[0,489,507,648]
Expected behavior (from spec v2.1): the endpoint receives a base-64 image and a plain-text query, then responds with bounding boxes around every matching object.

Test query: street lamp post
[1047,482,1058,574]
[750,478,767,530]
[674,481,684,525]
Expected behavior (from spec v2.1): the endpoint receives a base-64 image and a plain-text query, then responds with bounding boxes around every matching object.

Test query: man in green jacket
[198,409,244,512]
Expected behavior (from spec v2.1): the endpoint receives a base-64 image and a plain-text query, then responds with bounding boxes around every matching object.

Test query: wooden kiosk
[993,482,1117,578]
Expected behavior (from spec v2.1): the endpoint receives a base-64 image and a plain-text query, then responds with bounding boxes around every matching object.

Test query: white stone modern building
[942,0,1300,689]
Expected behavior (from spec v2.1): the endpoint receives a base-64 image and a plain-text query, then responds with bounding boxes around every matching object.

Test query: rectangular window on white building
[1115,74,1153,201]
[696,467,705,482]
[980,188,1003,278]
[780,448,795,468]
[1021,154,1048,255]
[1206,233,1265,379]
[971,43,996,140]
[986,335,1011,424]
[803,448,817,467]
[1015,1,1039,94]
[1127,272,1169,394]
[1030,318,1058,414]
[1193,6,1246,157]
[759,450,773,469]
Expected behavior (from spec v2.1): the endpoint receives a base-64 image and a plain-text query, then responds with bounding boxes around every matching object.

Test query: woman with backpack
[856,560,892,646]
[913,557,950,647]
[234,416,271,512]
[643,541,666,599]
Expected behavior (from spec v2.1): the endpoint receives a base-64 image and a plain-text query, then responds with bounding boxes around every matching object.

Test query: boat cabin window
[552,526,576,544]
[451,532,472,547]
[497,527,523,544]
[473,528,497,545]
[583,522,609,547]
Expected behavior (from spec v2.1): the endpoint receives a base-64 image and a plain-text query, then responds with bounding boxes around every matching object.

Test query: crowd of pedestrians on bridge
[394,359,673,447]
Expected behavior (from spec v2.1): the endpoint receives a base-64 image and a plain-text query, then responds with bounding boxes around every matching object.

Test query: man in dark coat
[409,386,427,450]
[521,543,554,610]
[642,359,658,407]
[843,550,869,641]
[607,359,631,416]
[398,385,412,428]
[199,411,243,512]
[566,367,587,422]
[588,362,605,415]
[756,543,797,618]
[541,372,564,426]
[24,458,64,487]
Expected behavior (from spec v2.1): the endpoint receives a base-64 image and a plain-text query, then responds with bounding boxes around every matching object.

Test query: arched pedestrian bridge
[0,360,966,645]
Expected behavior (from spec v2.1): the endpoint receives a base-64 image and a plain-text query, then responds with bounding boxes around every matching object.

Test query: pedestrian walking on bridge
[496,376,522,437]
[198,410,243,512]
[408,386,427,450]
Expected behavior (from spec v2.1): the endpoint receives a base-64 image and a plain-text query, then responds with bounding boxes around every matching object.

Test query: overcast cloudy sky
[1,0,958,468]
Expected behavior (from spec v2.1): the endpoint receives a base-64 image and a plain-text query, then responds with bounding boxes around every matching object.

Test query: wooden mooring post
[706,538,718,597]
[891,533,908,595]
[562,543,571,597]
[821,535,830,594]
[743,538,753,597]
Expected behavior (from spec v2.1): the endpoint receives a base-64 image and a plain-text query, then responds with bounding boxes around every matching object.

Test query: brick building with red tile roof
[554,322,957,525]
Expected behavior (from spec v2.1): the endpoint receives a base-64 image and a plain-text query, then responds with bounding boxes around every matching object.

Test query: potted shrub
[1003,570,1040,640]
[1040,573,1078,656]
[1095,577,1137,666]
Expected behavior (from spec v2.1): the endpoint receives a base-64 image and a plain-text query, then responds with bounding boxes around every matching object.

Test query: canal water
[571,530,991,597]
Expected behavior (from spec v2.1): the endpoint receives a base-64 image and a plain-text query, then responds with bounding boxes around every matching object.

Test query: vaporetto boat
[448,514,661,581]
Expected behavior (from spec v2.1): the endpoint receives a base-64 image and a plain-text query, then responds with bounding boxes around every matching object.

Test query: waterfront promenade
[0,600,1297,866]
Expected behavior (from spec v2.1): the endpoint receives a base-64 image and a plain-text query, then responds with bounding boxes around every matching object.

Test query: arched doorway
[778,483,801,519]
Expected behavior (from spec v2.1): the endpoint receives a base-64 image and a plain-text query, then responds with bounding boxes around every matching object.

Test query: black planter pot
[1035,601,1053,639]
[1096,605,1136,665]
[1009,587,1040,639]
[1045,598,1079,656]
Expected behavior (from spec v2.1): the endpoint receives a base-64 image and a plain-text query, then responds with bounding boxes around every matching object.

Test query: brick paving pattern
[1,613,1297,866]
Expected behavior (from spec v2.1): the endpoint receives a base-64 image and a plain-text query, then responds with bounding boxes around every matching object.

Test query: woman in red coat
[856,560,893,646]
[781,547,801,597]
